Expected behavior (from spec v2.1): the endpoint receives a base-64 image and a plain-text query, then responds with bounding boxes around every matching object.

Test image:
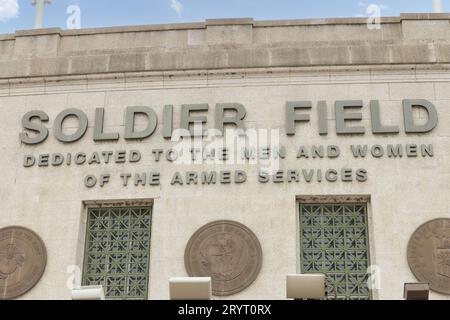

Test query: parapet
[0,13,449,79]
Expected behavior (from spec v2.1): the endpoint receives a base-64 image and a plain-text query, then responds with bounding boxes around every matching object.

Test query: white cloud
[0,0,19,23]
[169,0,183,16]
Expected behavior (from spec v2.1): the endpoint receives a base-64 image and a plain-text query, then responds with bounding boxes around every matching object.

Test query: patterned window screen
[82,206,152,300]
[299,203,371,300]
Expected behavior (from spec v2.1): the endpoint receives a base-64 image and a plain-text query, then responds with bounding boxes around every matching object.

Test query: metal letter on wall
[53,108,89,143]
[407,218,450,295]
[0,226,47,300]
[20,111,49,145]
[403,99,438,133]
[185,220,262,296]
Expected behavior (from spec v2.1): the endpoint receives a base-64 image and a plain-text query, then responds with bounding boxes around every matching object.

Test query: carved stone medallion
[184,220,262,296]
[407,218,450,295]
[0,226,47,299]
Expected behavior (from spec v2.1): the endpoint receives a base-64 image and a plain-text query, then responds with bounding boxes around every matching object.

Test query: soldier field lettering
[18,99,438,189]
[19,99,438,145]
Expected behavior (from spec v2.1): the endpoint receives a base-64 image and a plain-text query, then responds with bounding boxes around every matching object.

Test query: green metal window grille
[82,206,152,300]
[299,203,371,300]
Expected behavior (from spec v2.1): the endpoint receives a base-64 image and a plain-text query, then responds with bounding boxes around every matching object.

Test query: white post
[31,0,52,29]
[433,0,443,13]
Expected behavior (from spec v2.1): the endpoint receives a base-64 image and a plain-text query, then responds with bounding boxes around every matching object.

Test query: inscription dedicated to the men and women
[18,99,438,188]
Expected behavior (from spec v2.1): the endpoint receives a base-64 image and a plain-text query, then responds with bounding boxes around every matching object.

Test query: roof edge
[4,13,449,37]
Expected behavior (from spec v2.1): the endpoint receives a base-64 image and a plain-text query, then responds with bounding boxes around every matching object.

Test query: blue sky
[0,0,448,34]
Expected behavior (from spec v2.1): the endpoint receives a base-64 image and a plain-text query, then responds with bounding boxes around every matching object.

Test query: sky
[0,0,448,34]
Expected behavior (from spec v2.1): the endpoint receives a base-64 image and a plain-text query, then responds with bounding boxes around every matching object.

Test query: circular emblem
[0,226,47,299]
[407,218,450,295]
[184,220,262,296]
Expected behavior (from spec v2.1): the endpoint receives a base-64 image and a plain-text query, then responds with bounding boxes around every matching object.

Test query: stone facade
[0,13,449,300]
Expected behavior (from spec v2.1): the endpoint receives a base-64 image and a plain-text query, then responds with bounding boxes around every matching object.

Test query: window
[82,206,152,300]
[299,202,371,300]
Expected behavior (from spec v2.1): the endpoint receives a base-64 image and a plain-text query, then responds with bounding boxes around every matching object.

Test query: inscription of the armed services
[18,99,438,188]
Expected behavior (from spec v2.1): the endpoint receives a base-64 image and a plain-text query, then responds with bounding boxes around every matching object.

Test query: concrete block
[109,53,146,72]
[70,55,109,75]
[206,25,253,45]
